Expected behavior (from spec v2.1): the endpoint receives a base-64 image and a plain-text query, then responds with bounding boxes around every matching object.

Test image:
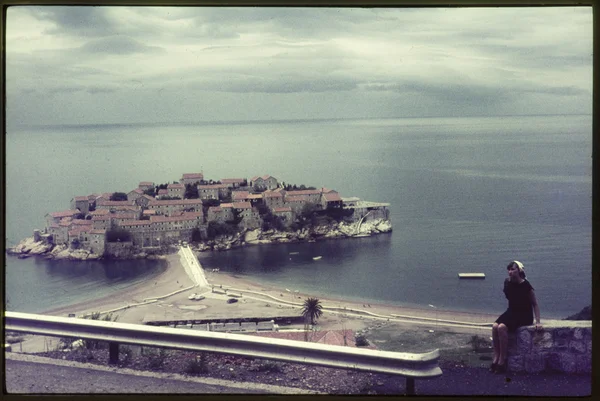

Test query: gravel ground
[34,343,591,396]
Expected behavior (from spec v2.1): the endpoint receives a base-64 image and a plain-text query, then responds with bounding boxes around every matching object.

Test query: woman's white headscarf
[513,260,525,274]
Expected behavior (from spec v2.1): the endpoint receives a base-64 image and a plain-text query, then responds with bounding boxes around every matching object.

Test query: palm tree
[301,297,323,325]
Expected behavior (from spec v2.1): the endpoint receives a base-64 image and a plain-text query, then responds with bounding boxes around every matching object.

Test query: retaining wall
[507,319,591,374]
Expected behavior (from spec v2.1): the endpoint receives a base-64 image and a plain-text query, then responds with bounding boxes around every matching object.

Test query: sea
[5,115,592,319]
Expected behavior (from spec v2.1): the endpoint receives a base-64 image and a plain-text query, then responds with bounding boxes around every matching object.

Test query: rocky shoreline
[7,218,392,261]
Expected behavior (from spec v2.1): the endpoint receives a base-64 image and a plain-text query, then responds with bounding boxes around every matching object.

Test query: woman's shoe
[489,362,498,373]
[495,363,507,374]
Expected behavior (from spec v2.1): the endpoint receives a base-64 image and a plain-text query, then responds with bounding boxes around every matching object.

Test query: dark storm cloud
[79,36,165,55]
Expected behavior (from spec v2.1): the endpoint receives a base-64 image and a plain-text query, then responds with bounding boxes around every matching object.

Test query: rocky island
[7,172,391,261]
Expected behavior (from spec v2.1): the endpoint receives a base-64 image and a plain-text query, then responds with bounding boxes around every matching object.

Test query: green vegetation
[143,188,155,197]
[110,192,128,201]
[301,297,323,325]
[282,182,317,191]
[142,347,169,369]
[185,353,209,374]
[185,184,199,199]
[355,334,369,347]
[83,312,118,350]
[206,221,238,239]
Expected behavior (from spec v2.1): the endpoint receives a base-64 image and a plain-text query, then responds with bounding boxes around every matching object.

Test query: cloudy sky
[6,6,592,126]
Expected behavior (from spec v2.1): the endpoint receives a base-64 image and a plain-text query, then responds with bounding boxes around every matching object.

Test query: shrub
[144,347,169,370]
[83,312,117,349]
[185,353,209,375]
[110,192,128,201]
[355,334,369,347]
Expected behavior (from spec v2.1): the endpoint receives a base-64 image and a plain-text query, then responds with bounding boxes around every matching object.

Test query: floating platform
[458,273,486,279]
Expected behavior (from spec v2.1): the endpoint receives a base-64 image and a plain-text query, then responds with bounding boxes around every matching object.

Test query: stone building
[250,175,279,191]
[181,173,204,186]
[263,189,285,210]
[46,210,81,227]
[138,181,154,191]
[127,188,144,202]
[167,183,185,199]
[70,196,90,214]
[197,184,229,200]
[220,178,246,188]
[146,199,203,217]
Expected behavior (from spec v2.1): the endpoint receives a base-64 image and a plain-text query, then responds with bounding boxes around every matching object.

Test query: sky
[6,6,593,126]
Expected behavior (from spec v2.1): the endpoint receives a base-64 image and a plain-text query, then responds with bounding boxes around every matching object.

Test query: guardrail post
[405,377,415,395]
[108,342,119,365]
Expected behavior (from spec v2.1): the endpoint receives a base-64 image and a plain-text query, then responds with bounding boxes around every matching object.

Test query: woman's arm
[530,290,542,329]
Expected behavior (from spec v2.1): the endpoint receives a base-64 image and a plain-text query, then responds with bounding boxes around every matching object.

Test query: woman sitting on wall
[491,260,542,373]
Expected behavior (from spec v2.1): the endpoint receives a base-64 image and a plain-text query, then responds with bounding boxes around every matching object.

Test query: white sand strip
[178,246,209,287]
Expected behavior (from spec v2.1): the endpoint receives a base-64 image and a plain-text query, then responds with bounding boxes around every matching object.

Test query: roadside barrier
[6,311,442,395]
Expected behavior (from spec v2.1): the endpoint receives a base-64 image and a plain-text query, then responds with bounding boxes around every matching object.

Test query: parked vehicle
[227,298,238,304]
[188,293,197,300]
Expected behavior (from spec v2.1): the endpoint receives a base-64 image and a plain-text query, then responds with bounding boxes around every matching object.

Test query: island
[7,172,392,260]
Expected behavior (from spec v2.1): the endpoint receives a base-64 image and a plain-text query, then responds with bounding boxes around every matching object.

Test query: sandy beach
[36,248,497,335]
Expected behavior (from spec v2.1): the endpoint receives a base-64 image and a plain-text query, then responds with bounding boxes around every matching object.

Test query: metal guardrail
[5,311,442,395]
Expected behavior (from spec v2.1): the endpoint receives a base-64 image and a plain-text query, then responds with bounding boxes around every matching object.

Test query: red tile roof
[90,229,106,235]
[139,181,153,186]
[285,195,309,202]
[121,220,152,227]
[91,215,111,221]
[72,219,93,225]
[273,207,292,213]
[148,199,203,206]
[158,189,168,194]
[90,209,110,216]
[182,173,204,179]
[208,206,222,213]
[49,210,80,218]
[142,209,157,215]
[198,184,228,189]
[232,191,250,200]
[252,175,273,181]
[247,194,263,199]
[129,188,143,194]
[220,203,234,208]
[167,183,185,189]
[232,202,251,209]
[221,178,245,184]
[286,189,321,196]
[97,200,134,206]
[73,196,89,201]
[323,192,342,201]
[150,213,202,223]
[263,190,283,198]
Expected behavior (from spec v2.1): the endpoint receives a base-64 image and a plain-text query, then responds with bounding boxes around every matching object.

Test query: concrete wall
[507,320,591,374]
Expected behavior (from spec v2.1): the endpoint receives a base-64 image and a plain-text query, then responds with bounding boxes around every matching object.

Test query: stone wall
[507,320,591,374]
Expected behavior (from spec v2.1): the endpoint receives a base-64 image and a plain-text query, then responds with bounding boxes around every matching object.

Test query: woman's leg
[491,323,500,364]
[498,323,509,365]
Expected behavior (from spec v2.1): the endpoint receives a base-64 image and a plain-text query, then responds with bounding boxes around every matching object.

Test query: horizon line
[9,113,592,129]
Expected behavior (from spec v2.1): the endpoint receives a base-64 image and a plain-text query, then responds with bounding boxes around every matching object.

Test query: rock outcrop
[8,218,392,258]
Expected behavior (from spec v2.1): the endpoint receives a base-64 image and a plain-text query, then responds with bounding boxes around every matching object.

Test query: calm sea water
[5,115,592,318]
